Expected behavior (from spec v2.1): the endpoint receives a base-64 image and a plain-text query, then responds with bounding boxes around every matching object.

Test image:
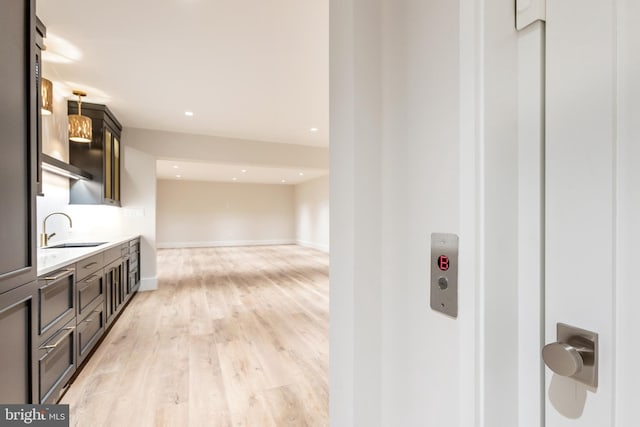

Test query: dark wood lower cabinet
[38,318,76,404]
[0,281,39,403]
[0,238,140,404]
[76,298,105,365]
[104,260,121,326]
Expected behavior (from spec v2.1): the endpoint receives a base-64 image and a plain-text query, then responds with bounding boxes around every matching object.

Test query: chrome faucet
[41,212,73,247]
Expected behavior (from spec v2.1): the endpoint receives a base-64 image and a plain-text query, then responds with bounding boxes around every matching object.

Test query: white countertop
[37,235,140,277]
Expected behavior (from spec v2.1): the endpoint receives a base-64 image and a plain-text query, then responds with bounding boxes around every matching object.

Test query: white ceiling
[157,159,328,184]
[37,0,328,147]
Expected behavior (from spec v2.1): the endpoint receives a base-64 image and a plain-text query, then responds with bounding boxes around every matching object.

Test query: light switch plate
[430,233,458,318]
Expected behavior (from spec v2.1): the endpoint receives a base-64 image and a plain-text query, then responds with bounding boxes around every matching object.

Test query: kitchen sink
[44,242,107,249]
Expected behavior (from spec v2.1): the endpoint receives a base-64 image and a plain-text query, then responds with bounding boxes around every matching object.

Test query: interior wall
[294,175,329,252]
[483,0,520,426]
[330,0,482,426]
[156,180,295,248]
[616,0,640,423]
[331,0,530,425]
[121,146,158,291]
[125,127,329,170]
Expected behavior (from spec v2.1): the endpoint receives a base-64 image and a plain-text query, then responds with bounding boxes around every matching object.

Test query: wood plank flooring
[61,245,329,427]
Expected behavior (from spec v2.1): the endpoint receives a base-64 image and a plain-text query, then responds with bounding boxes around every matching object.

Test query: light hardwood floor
[61,245,329,427]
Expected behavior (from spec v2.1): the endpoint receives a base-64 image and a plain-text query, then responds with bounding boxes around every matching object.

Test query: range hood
[41,153,92,181]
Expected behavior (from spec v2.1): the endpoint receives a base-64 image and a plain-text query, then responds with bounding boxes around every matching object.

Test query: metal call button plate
[430,233,459,318]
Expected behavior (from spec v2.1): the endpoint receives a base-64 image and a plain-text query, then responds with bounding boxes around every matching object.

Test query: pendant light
[41,78,53,115]
[68,90,92,143]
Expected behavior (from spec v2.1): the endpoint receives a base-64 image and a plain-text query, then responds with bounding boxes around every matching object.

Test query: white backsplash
[37,171,125,244]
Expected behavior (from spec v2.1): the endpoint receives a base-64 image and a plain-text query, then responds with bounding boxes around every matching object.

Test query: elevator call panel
[430,233,458,318]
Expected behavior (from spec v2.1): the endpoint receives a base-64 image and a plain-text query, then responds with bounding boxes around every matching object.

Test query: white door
[544,0,639,426]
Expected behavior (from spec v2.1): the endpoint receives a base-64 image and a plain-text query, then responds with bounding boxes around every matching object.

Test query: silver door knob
[542,341,587,376]
[542,323,599,387]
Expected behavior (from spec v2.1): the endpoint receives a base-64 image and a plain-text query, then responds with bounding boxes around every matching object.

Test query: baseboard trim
[156,239,296,249]
[296,239,330,253]
[138,276,158,292]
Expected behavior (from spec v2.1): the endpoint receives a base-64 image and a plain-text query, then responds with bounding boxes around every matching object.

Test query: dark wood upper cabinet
[67,102,122,206]
[0,0,37,294]
[35,17,45,197]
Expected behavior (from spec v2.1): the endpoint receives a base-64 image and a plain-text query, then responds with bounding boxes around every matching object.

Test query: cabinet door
[104,262,121,325]
[113,135,120,203]
[0,0,37,293]
[0,280,38,403]
[104,128,112,201]
[103,128,120,206]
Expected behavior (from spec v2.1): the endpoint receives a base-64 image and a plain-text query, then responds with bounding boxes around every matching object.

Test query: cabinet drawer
[76,253,104,281]
[129,239,140,254]
[38,268,75,340]
[38,319,76,404]
[104,245,123,264]
[77,272,104,318]
[77,300,105,365]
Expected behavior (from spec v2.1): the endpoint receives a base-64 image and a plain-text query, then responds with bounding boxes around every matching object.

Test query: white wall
[156,180,295,248]
[121,145,158,291]
[330,0,524,426]
[294,175,329,252]
[125,127,329,170]
[616,2,640,425]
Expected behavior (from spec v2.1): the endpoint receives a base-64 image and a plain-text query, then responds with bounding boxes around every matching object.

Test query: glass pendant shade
[68,90,92,143]
[41,78,53,115]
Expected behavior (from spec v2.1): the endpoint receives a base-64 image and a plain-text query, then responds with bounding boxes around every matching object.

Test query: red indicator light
[437,255,450,271]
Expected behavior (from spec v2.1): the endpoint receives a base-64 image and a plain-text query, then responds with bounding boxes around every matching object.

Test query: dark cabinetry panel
[0,0,39,404]
[104,259,121,326]
[38,318,75,404]
[68,102,122,206]
[77,272,104,320]
[0,0,37,293]
[38,268,75,341]
[0,281,38,403]
[77,298,104,365]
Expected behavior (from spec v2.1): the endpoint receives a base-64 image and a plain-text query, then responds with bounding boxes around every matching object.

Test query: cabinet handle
[42,269,74,282]
[41,326,75,350]
[83,310,101,323]
[83,274,100,282]
[83,262,99,269]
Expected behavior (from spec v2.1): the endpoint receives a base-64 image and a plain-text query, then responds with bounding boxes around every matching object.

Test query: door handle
[542,323,598,387]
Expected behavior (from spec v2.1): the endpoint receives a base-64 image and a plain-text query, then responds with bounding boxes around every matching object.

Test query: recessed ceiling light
[176,174,182,178]
[298,172,304,176]
[310,127,319,132]
[241,169,247,173]
[281,179,286,183]
[184,111,194,117]
[232,177,237,181]
[173,165,179,169]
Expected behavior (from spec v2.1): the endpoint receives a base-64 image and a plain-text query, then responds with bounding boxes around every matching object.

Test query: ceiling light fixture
[173,165,179,169]
[232,177,237,181]
[299,172,304,176]
[41,78,53,115]
[310,127,319,132]
[281,179,286,183]
[241,169,247,173]
[68,90,92,143]
[176,174,182,178]
[185,111,194,117]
